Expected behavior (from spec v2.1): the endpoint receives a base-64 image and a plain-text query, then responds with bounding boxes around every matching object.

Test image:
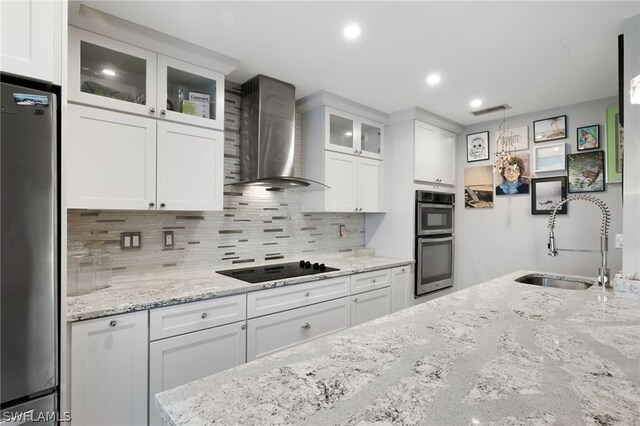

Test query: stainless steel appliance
[415,191,454,296]
[228,74,328,190]
[1,81,58,423]
[217,260,338,283]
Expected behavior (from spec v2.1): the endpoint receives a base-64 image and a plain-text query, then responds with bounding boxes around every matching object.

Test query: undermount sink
[515,274,593,290]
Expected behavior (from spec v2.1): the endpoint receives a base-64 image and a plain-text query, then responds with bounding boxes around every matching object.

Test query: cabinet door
[359,117,384,160]
[1,0,56,83]
[350,287,392,327]
[324,107,358,155]
[391,266,411,313]
[148,322,246,425]
[324,151,358,212]
[435,128,456,185]
[413,121,438,183]
[247,297,350,361]
[156,121,224,211]
[68,27,158,117]
[71,311,148,426]
[67,104,157,210]
[157,55,225,130]
[357,158,384,212]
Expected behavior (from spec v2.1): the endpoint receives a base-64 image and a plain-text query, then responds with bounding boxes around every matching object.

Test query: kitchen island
[156,271,640,425]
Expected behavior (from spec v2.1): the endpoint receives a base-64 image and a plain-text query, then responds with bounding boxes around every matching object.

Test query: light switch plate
[163,231,174,248]
[615,234,623,249]
[121,232,142,250]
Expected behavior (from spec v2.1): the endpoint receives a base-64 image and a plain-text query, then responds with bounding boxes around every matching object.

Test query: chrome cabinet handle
[241,323,247,330]
[149,202,155,209]
[354,207,358,211]
[300,322,311,331]
[149,107,155,114]
[160,109,166,115]
[109,320,117,328]
[201,312,207,319]
[353,298,358,302]
[401,268,405,272]
[305,291,310,297]
[372,279,376,283]
[160,203,166,209]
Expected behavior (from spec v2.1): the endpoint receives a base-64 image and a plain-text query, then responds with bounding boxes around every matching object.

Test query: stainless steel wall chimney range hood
[226,75,328,190]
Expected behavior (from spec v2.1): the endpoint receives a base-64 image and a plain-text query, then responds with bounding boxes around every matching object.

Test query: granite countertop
[156,270,640,426]
[66,254,413,322]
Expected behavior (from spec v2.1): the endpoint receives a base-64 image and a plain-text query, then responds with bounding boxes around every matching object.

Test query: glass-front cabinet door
[325,107,357,155]
[359,118,383,160]
[157,55,225,130]
[68,27,157,117]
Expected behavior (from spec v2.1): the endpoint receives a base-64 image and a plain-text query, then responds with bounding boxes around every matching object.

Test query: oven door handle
[419,236,454,243]
[417,203,453,209]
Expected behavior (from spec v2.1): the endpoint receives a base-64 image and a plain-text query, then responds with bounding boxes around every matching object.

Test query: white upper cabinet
[414,120,456,186]
[1,0,62,83]
[325,107,384,160]
[68,27,158,117]
[69,27,225,130]
[157,55,225,130]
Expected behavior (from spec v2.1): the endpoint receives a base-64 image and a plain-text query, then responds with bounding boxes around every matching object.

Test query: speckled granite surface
[156,270,640,426]
[66,255,412,321]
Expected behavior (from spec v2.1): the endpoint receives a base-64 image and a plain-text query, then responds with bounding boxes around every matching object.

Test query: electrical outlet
[615,234,623,249]
[121,232,142,249]
[163,231,174,248]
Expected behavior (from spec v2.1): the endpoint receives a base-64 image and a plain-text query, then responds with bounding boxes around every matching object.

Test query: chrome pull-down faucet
[547,195,612,288]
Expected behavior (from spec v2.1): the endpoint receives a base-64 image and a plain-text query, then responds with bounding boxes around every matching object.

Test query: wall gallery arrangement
[464,105,620,215]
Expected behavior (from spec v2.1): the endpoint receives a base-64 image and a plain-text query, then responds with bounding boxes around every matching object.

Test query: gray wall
[455,96,623,287]
[623,14,640,272]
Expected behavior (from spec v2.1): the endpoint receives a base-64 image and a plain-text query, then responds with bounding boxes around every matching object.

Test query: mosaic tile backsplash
[67,81,365,279]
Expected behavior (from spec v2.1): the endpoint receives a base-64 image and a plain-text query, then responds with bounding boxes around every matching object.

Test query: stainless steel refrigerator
[1,82,58,423]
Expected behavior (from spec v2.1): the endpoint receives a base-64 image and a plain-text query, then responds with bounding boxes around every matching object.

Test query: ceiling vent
[470,104,512,116]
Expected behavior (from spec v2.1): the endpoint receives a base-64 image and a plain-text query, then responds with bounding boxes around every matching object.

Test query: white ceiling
[81,1,639,126]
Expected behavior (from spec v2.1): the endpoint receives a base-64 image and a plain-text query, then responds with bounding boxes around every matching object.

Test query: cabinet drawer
[247,297,350,361]
[247,276,350,318]
[150,295,246,341]
[350,269,391,295]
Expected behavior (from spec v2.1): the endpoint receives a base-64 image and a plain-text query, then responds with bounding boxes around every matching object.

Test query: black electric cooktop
[216,261,339,283]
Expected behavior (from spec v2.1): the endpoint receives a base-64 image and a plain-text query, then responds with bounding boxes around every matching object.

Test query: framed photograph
[466,131,490,162]
[494,126,528,151]
[567,151,605,193]
[494,153,530,196]
[577,125,600,151]
[606,106,623,183]
[464,166,493,208]
[531,176,568,215]
[534,115,567,142]
[533,142,566,172]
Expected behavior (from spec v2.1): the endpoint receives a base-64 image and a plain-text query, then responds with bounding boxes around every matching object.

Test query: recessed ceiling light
[426,74,441,85]
[102,69,116,76]
[470,99,483,108]
[343,24,361,39]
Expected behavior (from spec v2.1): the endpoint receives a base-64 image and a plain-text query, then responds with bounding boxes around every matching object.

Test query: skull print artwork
[466,131,490,162]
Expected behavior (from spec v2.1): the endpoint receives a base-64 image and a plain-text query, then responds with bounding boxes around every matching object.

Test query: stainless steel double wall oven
[415,191,454,296]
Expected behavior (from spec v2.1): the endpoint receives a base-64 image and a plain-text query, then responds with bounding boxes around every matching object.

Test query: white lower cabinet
[70,311,148,426]
[247,297,350,361]
[391,265,411,313]
[350,287,392,327]
[148,322,246,425]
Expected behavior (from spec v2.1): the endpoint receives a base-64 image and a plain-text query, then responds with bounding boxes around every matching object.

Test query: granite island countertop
[67,254,413,321]
[156,270,640,426]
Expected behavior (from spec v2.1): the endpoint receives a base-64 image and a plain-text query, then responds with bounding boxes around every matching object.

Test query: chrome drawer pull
[372,279,376,283]
[241,323,247,330]
[109,320,117,328]
[353,298,358,302]
[305,291,310,297]
[300,322,311,331]
[201,313,208,319]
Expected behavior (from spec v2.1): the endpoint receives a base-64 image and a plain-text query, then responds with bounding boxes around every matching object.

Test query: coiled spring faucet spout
[548,195,611,287]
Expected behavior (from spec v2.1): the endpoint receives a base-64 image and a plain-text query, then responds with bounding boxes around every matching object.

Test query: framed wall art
[531,176,568,215]
[464,166,493,208]
[533,115,567,142]
[533,142,566,173]
[606,106,623,183]
[494,126,528,151]
[494,153,530,195]
[577,124,599,151]
[567,150,605,193]
[466,131,490,162]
